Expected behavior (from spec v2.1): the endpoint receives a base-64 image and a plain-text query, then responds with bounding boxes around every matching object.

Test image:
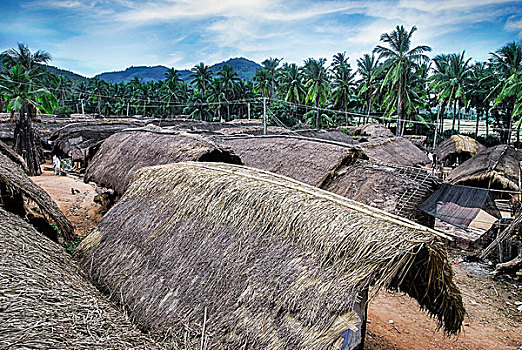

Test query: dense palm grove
[1,25,522,145]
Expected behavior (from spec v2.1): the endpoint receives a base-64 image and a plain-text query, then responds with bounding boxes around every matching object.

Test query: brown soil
[31,167,103,236]
[31,167,521,349]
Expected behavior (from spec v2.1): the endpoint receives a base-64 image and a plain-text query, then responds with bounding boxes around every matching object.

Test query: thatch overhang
[0,207,162,349]
[50,120,146,163]
[447,145,522,191]
[360,137,431,167]
[0,152,74,241]
[437,135,485,165]
[76,162,464,349]
[0,139,28,173]
[84,128,241,196]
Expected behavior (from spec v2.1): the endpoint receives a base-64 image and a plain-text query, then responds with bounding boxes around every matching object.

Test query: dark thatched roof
[0,207,162,349]
[50,120,146,162]
[321,159,438,227]
[360,137,431,167]
[447,145,522,191]
[437,135,485,163]
[76,162,464,349]
[0,139,28,173]
[351,123,394,138]
[292,129,359,145]
[0,152,74,241]
[85,128,241,196]
[219,135,365,187]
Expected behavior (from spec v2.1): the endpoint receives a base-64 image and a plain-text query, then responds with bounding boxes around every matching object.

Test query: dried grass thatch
[351,123,394,138]
[360,137,431,167]
[437,135,485,165]
[292,129,359,145]
[322,159,438,227]
[0,139,28,173]
[76,162,464,349]
[85,128,241,195]
[219,135,365,187]
[50,120,146,163]
[0,152,74,241]
[447,144,522,191]
[0,207,162,349]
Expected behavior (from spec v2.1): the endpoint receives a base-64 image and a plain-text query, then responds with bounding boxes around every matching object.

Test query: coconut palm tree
[253,69,271,99]
[261,57,282,97]
[330,54,356,126]
[302,58,330,129]
[190,63,213,94]
[88,77,107,117]
[373,25,431,136]
[357,54,381,124]
[278,63,305,104]
[217,65,239,121]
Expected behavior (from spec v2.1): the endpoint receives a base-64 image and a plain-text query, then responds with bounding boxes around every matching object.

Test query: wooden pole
[247,102,251,120]
[263,97,267,135]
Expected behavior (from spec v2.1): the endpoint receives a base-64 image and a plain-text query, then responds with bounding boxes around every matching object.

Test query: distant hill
[0,62,87,83]
[96,57,262,84]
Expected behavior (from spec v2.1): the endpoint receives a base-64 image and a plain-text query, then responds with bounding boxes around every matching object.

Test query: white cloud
[505,16,522,37]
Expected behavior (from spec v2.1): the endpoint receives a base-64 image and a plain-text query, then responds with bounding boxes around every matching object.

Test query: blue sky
[1,0,522,77]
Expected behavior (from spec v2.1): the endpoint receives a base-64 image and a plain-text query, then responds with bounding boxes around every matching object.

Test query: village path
[33,169,521,350]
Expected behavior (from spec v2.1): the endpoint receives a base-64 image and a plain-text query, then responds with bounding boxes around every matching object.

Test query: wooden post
[263,97,267,135]
[247,102,251,120]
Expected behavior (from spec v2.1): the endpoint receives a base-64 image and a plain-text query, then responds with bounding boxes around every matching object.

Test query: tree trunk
[345,102,348,127]
[366,95,372,125]
[452,100,456,132]
[475,110,480,138]
[14,107,42,176]
[486,110,489,137]
[457,101,461,133]
[227,102,230,122]
[396,76,402,136]
[315,97,320,130]
[97,99,102,118]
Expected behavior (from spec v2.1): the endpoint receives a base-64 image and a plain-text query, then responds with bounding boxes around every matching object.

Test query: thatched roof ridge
[289,129,359,145]
[84,130,241,196]
[219,135,365,187]
[0,208,162,349]
[351,123,394,137]
[0,152,74,241]
[77,162,463,348]
[0,139,28,173]
[360,137,431,167]
[437,135,485,162]
[447,144,522,191]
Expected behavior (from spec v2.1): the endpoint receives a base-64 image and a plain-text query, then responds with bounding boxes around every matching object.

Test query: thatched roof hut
[0,152,74,241]
[50,120,146,164]
[360,137,431,167]
[351,123,394,138]
[85,128,241,196]
[447,145,522,192]
[76,162,463,349]
[322,160,438,227]
[437,135,485,166]
[219,135,364,187]
[0,207,162,349]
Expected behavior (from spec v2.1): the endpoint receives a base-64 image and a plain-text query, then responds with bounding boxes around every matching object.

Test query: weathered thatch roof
[85,129,241,196]
[50,120,146,163]
[360,137,431,167]
[447,145,522,191]
[404,135,428,150]
[0,139,28,173]
[322,159,438,227]
[292,129,359,145]
[0,152,74,241]
[0,207,162,349]
[76,162,463,349]
[351,123,394,138]
[219,135,365,187]
[437,135,485,162]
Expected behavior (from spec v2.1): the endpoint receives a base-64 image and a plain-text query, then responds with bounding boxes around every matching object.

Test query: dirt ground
[33,170,521,350]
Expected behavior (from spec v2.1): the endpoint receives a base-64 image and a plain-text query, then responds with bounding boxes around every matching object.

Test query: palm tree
[190,63,213,94]
[279,63,305,103]
[253,69,271,99]
[357,54,380,124]
[373,25,431,135]
[261,57,282,97]
[302,58,330,129]
[218,65,239,121]
[330,54,356,126]
[88,77,107,117]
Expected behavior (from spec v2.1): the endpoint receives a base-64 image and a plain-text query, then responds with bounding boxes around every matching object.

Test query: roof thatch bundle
[50,120,146,163]
[85,129,241,196]
[351,123,394,138]
[0,207,162,349]
[0,152,74,241]
[437,135,485,165]
[292,129,359,145]
[360,137,431,167]
[76,162,464,349]
[219,135,364,187]
[447,145,522,191]
[322,160,438,227]
[0,139,28,173]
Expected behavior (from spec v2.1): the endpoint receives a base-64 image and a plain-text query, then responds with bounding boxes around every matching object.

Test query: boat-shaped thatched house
[0,207,162,349]
[437,135,485,166]
[85,127,241,196]
[447,144,522,193]
[76,162,464,349]
[0,151,74,241]
[360,137,431,167]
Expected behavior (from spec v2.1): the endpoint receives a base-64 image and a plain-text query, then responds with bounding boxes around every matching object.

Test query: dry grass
[437,135,485,163]
[76,162,464,349]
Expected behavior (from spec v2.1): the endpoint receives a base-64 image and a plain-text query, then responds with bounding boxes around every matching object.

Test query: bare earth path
[32,170,521,349]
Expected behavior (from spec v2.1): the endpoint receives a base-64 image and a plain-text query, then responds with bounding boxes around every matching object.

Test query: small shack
[85,127,241,196]
[437,135,485,167]
[76,162,464,349]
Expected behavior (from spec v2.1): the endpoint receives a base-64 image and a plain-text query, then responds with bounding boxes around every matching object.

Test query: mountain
[0,62,88,83]
[95,57,262,84]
